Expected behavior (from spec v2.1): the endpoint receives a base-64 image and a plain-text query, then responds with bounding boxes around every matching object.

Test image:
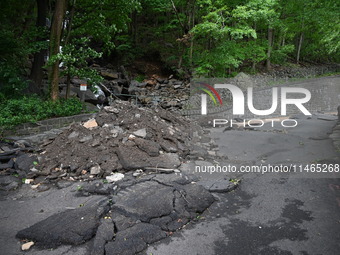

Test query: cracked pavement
[0,76,339,255]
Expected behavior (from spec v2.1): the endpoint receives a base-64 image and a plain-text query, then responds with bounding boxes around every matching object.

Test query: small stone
[90,164,101,175]
[24,179,34,184]
[37,184,50,192]
[133,128,147,138]
[68,131,79,139]
[207,151,216,156]
[79,135,93,143]
[91,140,101,147]
[110,129,120,138]
[30,167,39,172]
[104,106,119,114]
[83,119,98,129]
[21,241,34,251]
[106,173,125,183]
[128,134,136,140]
[133,169,143,177]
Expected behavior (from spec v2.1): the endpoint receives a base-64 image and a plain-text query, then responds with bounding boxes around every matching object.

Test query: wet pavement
[145,76,340,255]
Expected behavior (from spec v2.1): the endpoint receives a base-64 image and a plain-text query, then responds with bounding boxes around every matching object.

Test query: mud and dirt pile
[38,101,197,179]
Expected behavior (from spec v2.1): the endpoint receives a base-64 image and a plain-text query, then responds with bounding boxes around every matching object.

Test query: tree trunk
[30,0,48,94]
[64,0,75,46]
[266,27,273,71]
[296,32,304,64]
[49,0,67,101]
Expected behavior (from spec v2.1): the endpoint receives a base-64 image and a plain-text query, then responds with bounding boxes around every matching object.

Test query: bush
[0,95,83,131]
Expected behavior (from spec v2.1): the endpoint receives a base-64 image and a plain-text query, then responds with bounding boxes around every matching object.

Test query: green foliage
[72,0,141,53]
[135,74,146,82]
[115,35,144,64]
[193,41,245,77]
[48,38,103,85]
[0,95,83,130]
[1,0,339,89]
[271,45,295,64]
[0,25,48,95]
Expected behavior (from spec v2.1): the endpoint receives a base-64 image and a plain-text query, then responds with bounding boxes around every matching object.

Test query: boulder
[100,71,119,80]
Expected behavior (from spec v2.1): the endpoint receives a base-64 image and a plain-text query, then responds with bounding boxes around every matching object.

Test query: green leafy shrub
[0,96,83,131]
[271,44,295,64]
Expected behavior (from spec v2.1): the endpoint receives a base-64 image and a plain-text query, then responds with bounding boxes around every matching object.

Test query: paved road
[145,76,340,255]
[0,76,339,255]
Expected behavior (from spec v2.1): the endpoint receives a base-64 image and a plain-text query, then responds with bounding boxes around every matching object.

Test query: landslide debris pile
[38,101,196,179]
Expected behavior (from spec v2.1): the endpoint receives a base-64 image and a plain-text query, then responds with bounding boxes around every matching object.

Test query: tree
[49,0,67,101]
[49,38,103,99]
[30,0,49,93]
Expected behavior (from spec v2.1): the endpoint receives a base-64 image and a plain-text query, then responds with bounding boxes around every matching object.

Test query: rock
[133,128,147,138]
[71,78,87,85]
[106,173,125,183]
[60,87,77,98]
[104,81,122,95]
[71,87,97,102]
[134,138,160,157]
[16,197,110,248]
[79,135,93,143]
[160,140,178,153]
[133,169,143,177]
[96,112,117,126]
[83,119,98,129]
[104,106,120,114]
[190,145,208,158]
[21,241,34,251]
[0,176,20,191]
[15,154,38,172]
[117,146,181,170]
[90,164,101,175]
[68,131,79,139]
[0,159,14,170]
[37,184,51,192]
[84,101,101,112]
[24,179,34,184]
[128,80,143,94]
[156,77,165,83]
[100,71,119,80]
